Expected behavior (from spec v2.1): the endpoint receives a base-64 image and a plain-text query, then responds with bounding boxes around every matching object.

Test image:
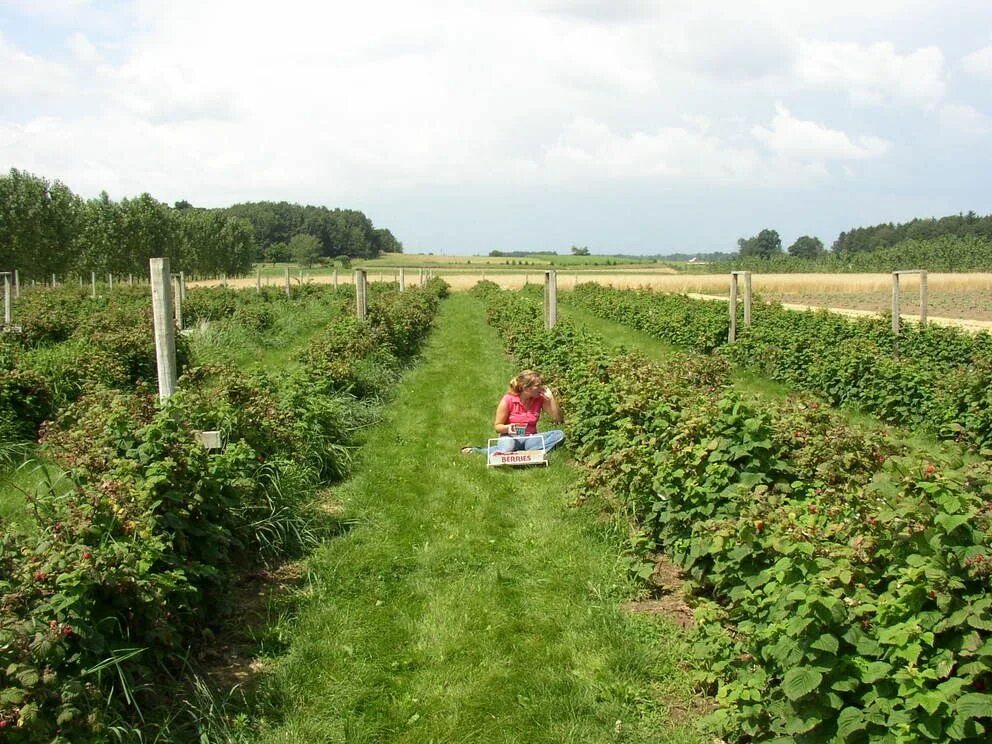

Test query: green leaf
[861,661,892,683]
[934,513,971,533]
[782,667,823,701]
[836,707,866,738]
[811,634,839,655]
[956,692,992,720]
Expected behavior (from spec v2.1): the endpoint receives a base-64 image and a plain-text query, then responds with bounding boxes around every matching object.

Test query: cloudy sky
[2,0,991,254]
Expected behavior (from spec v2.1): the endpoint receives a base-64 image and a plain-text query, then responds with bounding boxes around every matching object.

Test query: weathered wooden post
[399,268,406,291]
[51,273,56,287]
[544,270,558,329]
[256,267,262,294]
[108,274,113,292]
[129,273,134,286]
[179,272,186,302]
[284,268,291,298]
[419,268,424,285]
[743,271,752,328]
[2,273,11,327]
[173,274,184,330]
[891,272,901,336]
[919,270,928,326]
[355,269,368,320]
[892,269,928,334]
[333,267,339,288]
[150,258,177,401]
[728,272,739,343]
[13,270,19,299]
[79,274,83,288]
[91,272,97,298]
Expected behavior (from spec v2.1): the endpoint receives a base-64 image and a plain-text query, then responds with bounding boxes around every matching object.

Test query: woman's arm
[542,387,563,425]
[493,398,512,434]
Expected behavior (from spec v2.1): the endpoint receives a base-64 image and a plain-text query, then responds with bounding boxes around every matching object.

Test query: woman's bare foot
[460,446,474,455]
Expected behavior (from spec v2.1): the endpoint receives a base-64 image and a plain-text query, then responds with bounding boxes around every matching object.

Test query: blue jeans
[477,429,565,455]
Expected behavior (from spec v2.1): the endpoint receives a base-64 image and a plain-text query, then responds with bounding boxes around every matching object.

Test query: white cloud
[961,45,992,78]
[539,116,760,183]
[66,32,100,64]
[0,32,75,97]
[797,40,945,107]
[0,0,971,211]
[751,104,891,161]
[938,103,992,136]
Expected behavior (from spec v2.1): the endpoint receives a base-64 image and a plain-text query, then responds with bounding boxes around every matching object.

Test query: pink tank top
[502,392,544,435]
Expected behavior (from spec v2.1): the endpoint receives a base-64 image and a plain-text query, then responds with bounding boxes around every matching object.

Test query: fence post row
[891,269,928,336]
[544,270,558,329]
[355,269,368,320]
[150,258,177,401]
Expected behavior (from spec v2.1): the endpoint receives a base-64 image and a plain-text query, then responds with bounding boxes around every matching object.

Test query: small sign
[486,433,549,467]
[197,430,223,450]
[488,449,548,467]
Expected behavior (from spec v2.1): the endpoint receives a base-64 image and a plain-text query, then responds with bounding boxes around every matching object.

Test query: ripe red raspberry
[925,465,936,475]
[82,552,91,560]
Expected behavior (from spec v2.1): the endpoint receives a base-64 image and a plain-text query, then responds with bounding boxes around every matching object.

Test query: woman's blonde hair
[508,369,543,394]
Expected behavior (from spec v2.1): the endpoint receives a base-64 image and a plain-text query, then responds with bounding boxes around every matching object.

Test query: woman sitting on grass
[461,370,564,456]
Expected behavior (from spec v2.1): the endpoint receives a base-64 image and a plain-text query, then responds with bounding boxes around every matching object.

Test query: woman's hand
[543,386,555,400]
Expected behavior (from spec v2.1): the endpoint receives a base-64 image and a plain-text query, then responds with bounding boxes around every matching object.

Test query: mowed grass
[255,293,704,744]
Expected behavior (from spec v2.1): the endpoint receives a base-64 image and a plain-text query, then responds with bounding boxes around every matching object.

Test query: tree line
[219,201,401,263]
[734,211,992,262]
[0,169,401,280]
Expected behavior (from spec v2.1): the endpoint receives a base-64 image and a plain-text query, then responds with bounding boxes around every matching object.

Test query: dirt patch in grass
[623,555,696,630]
[201,561,305,691]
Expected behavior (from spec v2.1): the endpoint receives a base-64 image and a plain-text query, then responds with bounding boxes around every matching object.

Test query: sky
[1,0,991,255]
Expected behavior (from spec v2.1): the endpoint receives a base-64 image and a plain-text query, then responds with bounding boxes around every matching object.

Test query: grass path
[256,293,703,744]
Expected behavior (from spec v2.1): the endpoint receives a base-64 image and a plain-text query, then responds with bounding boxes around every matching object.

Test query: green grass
[255,293,704,743]
[0,460,71,534]
[186,292,347,373]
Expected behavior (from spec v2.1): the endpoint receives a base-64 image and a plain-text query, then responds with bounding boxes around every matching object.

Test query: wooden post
[173,274,184,330]
[179,272,186,302]
[379,271,384,283]
[544,270,558,329]
[91,272,97,298]
[256,267,262,294]
[2,273,11,327]
[728,273,739,343]
[13,269,19,299]
[399,268,406,291]
[284,268,291,298]
[108,274,113,292]
[419,268,424,284]
[333,267,339,288]
[51,273,56,287]
[919,270,928,326]
[129,273,134,286]
[891,272,901,336]
[79,274,83,288]
[150,258,177,401]
[743,271,752,327]
[355,269,368,320]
